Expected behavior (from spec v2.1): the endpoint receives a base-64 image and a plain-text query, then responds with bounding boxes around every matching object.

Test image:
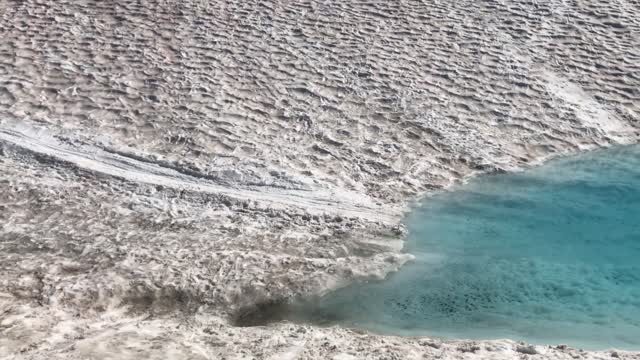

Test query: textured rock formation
[1,0,639,358]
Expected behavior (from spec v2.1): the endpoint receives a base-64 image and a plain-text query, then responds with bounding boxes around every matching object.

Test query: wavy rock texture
[1,0,639,358]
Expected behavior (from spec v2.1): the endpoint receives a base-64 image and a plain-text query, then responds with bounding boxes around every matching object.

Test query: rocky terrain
[1,0,639,358]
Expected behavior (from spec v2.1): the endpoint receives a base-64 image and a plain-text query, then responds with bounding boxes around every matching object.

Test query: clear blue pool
[301,146,640,350]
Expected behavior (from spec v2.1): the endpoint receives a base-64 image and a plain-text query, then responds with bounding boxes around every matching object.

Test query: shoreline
[2,124,639,360]
[280,143,640,353]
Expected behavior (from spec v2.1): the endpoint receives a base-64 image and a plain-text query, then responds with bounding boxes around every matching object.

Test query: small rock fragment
[516,345,538,355]
[419,340,441,349]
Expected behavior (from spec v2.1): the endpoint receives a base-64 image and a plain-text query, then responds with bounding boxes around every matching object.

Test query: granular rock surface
[1,0,639,358]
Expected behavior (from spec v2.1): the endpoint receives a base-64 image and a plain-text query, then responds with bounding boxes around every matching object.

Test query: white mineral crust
[1,0,639,358]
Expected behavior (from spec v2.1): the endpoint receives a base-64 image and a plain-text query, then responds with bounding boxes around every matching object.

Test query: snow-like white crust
[1,0,639,358]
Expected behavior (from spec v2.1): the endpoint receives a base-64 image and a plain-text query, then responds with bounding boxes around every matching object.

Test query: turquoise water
[300,146,640,350]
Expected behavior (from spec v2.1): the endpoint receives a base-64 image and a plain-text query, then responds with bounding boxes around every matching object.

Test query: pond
[291,146,640,350]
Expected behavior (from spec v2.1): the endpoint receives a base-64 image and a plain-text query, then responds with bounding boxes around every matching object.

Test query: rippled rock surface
[1,0,639,358]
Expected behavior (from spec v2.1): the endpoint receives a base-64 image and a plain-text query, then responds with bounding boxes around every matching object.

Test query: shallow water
[297,146,640,350]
